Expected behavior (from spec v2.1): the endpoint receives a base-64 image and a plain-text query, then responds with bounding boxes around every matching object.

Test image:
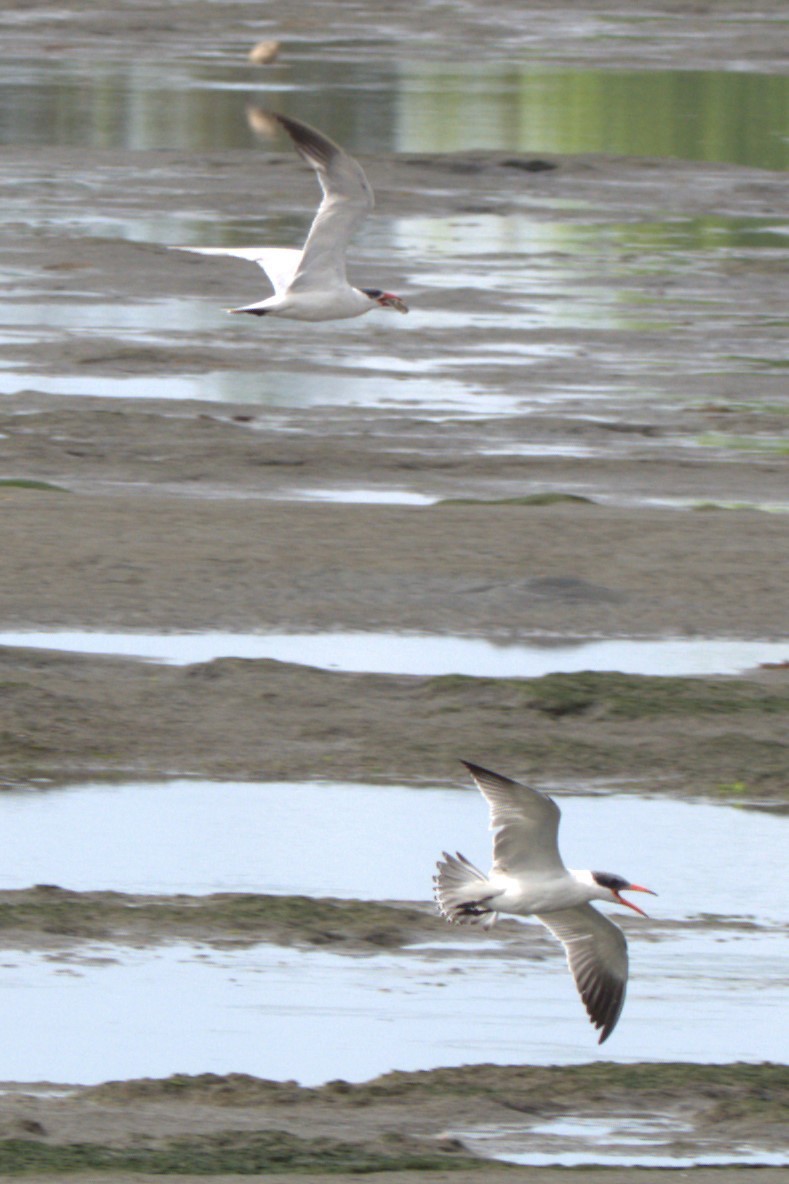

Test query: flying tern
[175,111,408,322]
[434,761,656,1043]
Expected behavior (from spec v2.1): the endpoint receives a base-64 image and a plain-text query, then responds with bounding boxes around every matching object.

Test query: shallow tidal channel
[0,778,785,1085]
[1,629,787,677]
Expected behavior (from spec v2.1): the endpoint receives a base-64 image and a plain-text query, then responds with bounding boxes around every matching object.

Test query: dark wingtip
[266,110,338,169]
[462,759,520,786]
[460,759,488,776]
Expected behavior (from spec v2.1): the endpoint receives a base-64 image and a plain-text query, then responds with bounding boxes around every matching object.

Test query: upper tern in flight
[175,111,408,322]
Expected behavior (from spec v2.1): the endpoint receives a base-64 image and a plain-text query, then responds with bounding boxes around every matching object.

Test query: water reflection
[2,206,783,417]
[398,213,789,264]
[397,65,789,170]
[0,370,486,410]
[0,56,786,168]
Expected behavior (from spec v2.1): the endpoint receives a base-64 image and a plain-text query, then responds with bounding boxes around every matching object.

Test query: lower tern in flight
[176,111,408,322]
[434,762,656,1043]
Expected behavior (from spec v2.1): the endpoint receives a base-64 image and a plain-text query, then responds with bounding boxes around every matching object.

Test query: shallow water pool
[1,629,787,677]
[456,1113,788,1168]
[0,925,785,1085]
[0,779,785,924]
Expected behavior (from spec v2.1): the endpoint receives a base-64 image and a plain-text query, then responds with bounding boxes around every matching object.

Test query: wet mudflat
[2,644,789,793]
[0,1064,785,1177]
[1,0,788,1178]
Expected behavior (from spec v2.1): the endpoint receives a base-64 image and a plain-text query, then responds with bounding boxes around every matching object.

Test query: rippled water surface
[0,925,785,1085]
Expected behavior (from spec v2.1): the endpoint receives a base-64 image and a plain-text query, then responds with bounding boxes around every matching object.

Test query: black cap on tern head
[591,871,631,893]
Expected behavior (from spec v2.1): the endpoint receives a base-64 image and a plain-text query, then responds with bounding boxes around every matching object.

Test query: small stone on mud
[248,39,281,64]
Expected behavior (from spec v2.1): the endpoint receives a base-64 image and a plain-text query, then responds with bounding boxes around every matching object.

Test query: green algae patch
[0,479,69,492]
[427,670,789,722]
[438,493,594,507]
[0,886,445,950]
[696,432,789,454]
[417,670,789,798]
[0,1130,486,1175]
[89,1062,789,1120]
[333,1060,788,1112]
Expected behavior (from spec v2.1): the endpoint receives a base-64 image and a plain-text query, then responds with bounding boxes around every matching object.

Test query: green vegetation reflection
[1,57,787,169]
[399,66,789,170]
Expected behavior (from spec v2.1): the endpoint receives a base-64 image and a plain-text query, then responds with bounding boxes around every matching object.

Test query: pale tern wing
[462,761,565,877]
[171,246,302,297]
[270,112,374,292]
[537,903,628,1043]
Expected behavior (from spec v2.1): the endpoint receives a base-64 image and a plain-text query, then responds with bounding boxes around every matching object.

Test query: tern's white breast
[493,871,593,917]
[269,287,371,321]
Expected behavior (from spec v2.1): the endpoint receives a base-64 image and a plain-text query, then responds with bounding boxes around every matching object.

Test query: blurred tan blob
[245,104,279,140]
[248,39,281,65]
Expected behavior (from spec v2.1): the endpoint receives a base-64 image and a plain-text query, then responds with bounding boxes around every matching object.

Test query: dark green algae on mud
[0,1064,784,1175]
[0,1132,485,1176]
[1,660,788,800]
[0,886,447,950]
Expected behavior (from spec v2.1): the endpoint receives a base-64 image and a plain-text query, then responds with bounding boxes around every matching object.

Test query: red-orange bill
[614,884,656,917]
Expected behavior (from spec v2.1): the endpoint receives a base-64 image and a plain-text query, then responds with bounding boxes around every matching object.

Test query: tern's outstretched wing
[537,903,628,1043]
[462,761,564,877]
[171,246,302,297]
[270,112,374,291]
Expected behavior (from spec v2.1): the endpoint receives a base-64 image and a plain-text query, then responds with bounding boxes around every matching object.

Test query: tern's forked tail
[434,851,498,929]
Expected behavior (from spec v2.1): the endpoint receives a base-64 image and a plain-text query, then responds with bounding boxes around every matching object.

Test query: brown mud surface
[2,633,789,793]
[0,885,749,955]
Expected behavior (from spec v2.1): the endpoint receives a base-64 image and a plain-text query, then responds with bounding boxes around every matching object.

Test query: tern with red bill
[434,762,657,1043]
[174,111,408,322]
